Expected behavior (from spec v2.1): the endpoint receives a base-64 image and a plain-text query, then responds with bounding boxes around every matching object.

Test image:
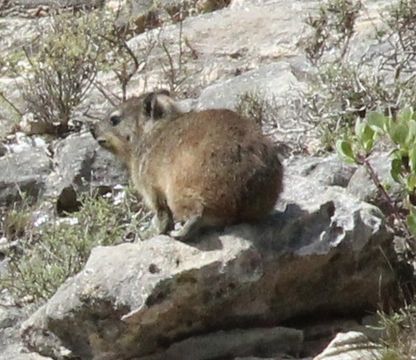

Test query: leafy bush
[21,12,109,135]
[304,0,362,64]
[1,192,149,303]
[376,304,416,359]
[337,108,416,251]
[17,8,148,134]
[303,0,416,150]
[3,205,32,242]
[323,1,416,354]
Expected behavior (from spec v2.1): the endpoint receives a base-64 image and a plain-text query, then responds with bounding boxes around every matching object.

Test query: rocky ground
[0,0,412,359]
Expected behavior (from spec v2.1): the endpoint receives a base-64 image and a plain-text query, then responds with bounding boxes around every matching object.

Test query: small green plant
[1,194,36,241]
[1,192,149,303]
[337,108,416,358]
[336,108,416,249]
[3,206,32,241]
[303,0,366,149]
[20,12,108,135]
[305,0,362,64]
[16,8,153,132]
[373,304,416,359]
[303,0,416,150]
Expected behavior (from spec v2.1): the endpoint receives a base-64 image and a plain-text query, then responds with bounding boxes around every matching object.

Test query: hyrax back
[92,91,283,241]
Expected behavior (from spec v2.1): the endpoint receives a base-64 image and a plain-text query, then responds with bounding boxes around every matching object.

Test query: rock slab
[21,167,399,360]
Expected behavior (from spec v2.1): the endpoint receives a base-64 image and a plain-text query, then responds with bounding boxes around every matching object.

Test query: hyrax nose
[89,124,107,146]
[97,138,107,146]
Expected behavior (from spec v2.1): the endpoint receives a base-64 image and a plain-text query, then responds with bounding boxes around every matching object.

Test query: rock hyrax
[91,91,283,241]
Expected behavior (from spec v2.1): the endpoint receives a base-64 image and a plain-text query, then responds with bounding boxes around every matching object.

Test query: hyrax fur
[92,91,283,241]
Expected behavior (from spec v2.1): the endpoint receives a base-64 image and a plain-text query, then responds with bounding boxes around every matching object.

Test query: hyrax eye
[110,115,122,126]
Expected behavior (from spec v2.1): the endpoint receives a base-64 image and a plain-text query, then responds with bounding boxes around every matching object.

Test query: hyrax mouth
[96,137,108,147]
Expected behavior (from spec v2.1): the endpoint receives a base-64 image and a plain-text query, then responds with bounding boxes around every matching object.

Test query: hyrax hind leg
[152,207,174,234]
[142,208,173,239]
[141,187,174,236]
[166,188,224,241]
[166,191,206,241]
[169,215,203,242]
[170,214,225,242]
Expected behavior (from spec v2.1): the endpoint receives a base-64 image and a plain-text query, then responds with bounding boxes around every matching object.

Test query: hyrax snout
[91,91,283,241]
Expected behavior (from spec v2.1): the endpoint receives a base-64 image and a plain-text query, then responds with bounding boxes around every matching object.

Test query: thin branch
[93,80,119,106]
[0,91,23,117]
[362,157,414,247]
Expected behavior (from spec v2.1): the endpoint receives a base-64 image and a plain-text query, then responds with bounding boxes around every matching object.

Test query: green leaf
[409,146,416,173]
[398,107,414,122]
[407,174,416,192]
[407,207,416,238]
[408,120,416,143]
[367,111,387,133]
[390,157,403,183]
[363,139,374,154]
[355,118,364,137]
[361,124,375,145]
[391,123,409,145]
[336,140,356,164]
[354,119,375,154]
[386,116,394,133]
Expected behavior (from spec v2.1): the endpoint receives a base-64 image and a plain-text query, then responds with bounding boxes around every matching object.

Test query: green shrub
[1,192,149,303]
[373,304,416,359]
[326,2,416,355]
[19,8,147,134]
[303,0,416,150]
[3,206,32,241]
[336,108,416,251]
[21,12,110,135]
[304,0,362,64]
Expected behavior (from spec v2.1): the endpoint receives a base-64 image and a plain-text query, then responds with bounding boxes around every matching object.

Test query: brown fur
[91,91,283,241]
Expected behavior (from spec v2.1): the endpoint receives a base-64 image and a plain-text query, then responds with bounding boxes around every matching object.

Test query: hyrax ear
[143,91,178,120]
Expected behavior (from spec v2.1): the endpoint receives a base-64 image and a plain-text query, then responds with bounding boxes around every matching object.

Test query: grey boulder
[0,148,52,205]
[21,167,399,360]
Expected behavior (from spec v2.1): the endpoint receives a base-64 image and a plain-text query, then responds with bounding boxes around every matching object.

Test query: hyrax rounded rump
[92,91,283,241]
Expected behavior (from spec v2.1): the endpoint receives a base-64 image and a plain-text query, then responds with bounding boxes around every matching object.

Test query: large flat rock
[21,165,399,359]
